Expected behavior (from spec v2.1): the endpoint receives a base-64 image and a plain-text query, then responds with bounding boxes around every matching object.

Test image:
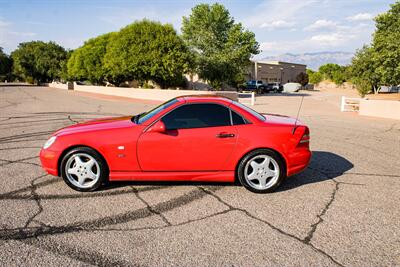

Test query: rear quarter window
[232,101,266,122]
[231,110,247,125]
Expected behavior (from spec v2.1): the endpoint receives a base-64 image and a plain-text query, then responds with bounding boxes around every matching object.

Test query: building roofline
[250,59,307,67]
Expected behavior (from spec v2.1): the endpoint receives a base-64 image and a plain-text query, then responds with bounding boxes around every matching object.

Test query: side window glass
[231,110,247,125]
[162,104,231,130]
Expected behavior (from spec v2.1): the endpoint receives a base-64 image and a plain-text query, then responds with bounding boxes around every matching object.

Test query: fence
[341,96,361,112]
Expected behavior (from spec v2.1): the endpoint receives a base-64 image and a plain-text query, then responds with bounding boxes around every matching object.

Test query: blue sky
[0,0,395,58]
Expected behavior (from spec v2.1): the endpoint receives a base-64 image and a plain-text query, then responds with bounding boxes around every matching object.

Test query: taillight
[297,127,310,147]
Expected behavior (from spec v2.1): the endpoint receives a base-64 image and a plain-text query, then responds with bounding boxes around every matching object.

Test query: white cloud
[304,19,337,31]
[7,31,36,37]
[260,20,295,30]
[259,40,308,55]
[347,13,373,22]
[0,18,36,52]
[244,0,315,28]
[258,23,368,55]
[310,33,348,45]
[260,41,279,51]
[308,22,370,46]
[98,6,189,32]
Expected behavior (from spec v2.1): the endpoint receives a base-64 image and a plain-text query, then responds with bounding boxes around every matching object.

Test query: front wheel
[237,149,286,193]
[60,147,108,192]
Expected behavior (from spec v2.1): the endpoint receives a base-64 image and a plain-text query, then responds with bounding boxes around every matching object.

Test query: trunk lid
[262,113,302,126]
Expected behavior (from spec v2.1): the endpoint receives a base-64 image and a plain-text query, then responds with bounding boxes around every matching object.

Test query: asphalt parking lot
[0,85,399,266]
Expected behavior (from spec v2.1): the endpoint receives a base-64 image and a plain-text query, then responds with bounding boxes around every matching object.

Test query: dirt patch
[314,81,359,97]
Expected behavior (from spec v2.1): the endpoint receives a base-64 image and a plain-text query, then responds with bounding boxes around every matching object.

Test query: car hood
[54,116,135,136]
[263,113,302,126]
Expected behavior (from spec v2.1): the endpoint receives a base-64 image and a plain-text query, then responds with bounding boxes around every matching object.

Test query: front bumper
[39,149,61,176]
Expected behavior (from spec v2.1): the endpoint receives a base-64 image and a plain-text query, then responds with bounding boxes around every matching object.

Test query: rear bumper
[287,149,312,176]
[40,149,60,176]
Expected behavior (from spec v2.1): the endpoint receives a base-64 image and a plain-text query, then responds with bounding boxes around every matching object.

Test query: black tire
[237,149,286,193]
[60,147,108,192]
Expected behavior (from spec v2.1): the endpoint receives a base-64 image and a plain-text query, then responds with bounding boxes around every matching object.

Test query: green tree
[68,33,114,84]
[11,41,67,83]
[60,50,73,82]
[295,72,308,86]
[318,63,342,80]
[104,20,190,87]
[317,63,350,85]
[349,2,400,96]
[0,47,13,81]
[350,46,380,96]
[306,69,323,84]
[331,66,349,85]
[372,1,400,85]
[182,3,259,89]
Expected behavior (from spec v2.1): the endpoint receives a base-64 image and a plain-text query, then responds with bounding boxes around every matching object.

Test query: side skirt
[109,170,235,183]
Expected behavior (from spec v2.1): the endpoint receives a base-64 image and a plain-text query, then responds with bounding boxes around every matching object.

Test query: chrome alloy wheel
[65,153,100,189]
[244,155,280,190]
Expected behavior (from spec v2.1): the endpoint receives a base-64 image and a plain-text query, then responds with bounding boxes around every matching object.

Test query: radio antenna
[292,95,304,134]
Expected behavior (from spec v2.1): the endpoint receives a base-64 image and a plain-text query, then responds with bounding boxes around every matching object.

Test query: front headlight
[43,136,57,149]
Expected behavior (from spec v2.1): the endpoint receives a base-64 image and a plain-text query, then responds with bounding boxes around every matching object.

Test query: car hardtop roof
[176,94,234,104]
[174,94,264,123]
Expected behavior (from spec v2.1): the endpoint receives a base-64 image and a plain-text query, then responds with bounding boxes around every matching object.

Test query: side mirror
[147,120,166,133]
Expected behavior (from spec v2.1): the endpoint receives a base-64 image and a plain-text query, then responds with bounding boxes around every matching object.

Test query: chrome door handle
[216,133,235,138]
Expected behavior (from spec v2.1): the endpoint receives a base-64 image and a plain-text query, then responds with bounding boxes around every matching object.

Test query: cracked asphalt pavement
[0,85,399,266]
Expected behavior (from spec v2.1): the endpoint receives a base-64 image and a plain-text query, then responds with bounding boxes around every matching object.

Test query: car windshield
[134,98,179,124]
[232,101,266,121]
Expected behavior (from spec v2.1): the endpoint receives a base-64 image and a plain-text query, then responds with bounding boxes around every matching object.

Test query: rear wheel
[237,149,286,193]
[60,147,108,192]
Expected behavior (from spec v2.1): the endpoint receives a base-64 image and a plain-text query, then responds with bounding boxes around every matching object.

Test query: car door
[137,103,237,171]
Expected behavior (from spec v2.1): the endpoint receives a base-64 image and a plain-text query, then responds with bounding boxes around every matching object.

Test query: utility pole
[254,61,258,80]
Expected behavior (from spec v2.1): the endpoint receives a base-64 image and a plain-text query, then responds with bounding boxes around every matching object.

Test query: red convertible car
[40,95,311,193]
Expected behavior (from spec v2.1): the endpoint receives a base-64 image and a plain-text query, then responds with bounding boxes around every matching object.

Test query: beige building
[247,60,307,84]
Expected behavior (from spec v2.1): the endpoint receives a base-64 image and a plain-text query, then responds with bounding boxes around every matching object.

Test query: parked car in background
[379,85,400,93]
[245,80,283,94]
[245,80,266,94]
[266,82,283,93]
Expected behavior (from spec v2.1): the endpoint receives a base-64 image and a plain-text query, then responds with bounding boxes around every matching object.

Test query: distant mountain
[261,51,354,70]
